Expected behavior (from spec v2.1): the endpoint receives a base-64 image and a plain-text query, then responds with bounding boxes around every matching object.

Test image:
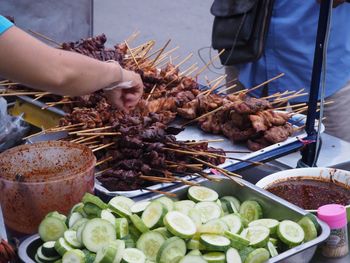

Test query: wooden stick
[182,106,224,126]
[81,140,100,146]
[125,41,140,69]
[143,188,177,197]
[28,30,62,47]
[203,75,227,96]
[152,46,180,67]
[169,53,193,72]
[146,84,157,101]
[0,82,20,86]
[139,175,175,183]
[194,49,225,78]
[193,157,242,178]
[92,142,115,152]
[95,167,113,176]
[149,39,171,67]
[217,84,238,95]
[184,139,225,145]
[76,132,120,136]
[96,156,113,166]
[32,92,51,101]
[179,63,198,76]
[274,102,307,111]
[69,126,113,135]
[199,172,222,182]
[126,31,140,44]
[71,135,100,143]
[0,91,43,96]
[242,73,285,94]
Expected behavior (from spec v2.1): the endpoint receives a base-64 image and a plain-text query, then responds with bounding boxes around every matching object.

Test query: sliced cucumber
[156,197,174,212]
[141,201,167,229]
[55,237,73,256]
[130,214,149,233]
[68,212,83,228]
[62,249,85,263]
[244,248,270,263]
[46,211,67,223]
[129,225,142,241]
[136,231,165,261]
[116,218,129,239]
[152,227,172,239]
[277,220,305,246]
[39,216,68,242]
[131,201,151,215]
[188,186,218,202]
[64,230,82,248]
[267,241,278,257]
[94,241,117,263]
[82,218,116,253]
[221,214,242,234]
[220,199,237,214]
[226,247,242,263]
[35,253,45,263]
[186,238,206,251]
[202,252,225,263]
[123,237,136,249]
[179,255,207,263]
[70,203,84,214]
[71,218,89,231]
[239,201,262,223]
[122,248,146,263]
[156,237,186,263]
[188,249,202,256]
[238,247,255,262]
[164,211,197,239]
[298,216,317,242]
[101,209,116,227]
[240,226,270,248]
[76,224,85,245]
[268,238,278,247]
[195,201,221,224]
[199,219,228,235]
[83,249,96,263]
[112,240,125,263]
[42,241,59,258]
[187,209,202,228]
[199,234,230,251]
[248,219,279,235]
[224,230,249,250]
[109,196,134,218]
[83,203,102,218]
[82,193,107,210]
[37,246,60,262]
[174,200,195,215]
[221,196,241,212]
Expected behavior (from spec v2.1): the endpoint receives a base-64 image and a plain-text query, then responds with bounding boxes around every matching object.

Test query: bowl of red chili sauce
[256,168,350,221]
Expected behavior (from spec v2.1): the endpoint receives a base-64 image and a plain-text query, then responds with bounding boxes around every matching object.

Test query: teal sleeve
[0,15,14,36]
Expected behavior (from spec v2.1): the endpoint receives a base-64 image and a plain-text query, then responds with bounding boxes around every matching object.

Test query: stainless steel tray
[140,178,331,263]
[18,178,330,263]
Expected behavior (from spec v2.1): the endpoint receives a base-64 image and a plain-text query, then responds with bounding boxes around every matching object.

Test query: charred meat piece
[249,110,290,132]
[221,121,256,142]
[264,123,294,144]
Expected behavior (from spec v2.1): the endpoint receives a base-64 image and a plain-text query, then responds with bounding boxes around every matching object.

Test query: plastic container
[0,141,96,235]
[318,204,349,258]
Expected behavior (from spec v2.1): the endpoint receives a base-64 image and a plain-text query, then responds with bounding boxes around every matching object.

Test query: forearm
[0,26,122,96]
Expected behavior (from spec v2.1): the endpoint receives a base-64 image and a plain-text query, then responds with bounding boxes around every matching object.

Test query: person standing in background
[221,0,350,142]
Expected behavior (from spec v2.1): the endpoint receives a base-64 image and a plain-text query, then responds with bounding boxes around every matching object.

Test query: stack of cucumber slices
[35,186,318,263]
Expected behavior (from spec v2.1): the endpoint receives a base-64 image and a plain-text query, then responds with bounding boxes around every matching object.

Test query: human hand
[104,68,144,111]
[317,0,346,8]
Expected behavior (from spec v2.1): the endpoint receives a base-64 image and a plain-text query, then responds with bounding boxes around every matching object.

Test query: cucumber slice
[83,250,96,263]
[187,249,202,256]
[220,199,237,214]
[156,237,186,263]
[68,212,83,228]
[71,218,89,231]
[248,219,279,235]
[202,252,225,263]
[187,209,202,228]
[62,249,85,263]
[82,193,108,210]
[37,246,60,262]
[101,209,116,227]
[188,186,219,202]
[164,211,197,239]
[130,214,149,233]
[35,253,45,263]
[76,224,85,245]
[116,218,129,239]
[239,201,262,223]
[224,231,249,250]
[186,239,206,251]
[70,203,84,214]
[221,196,241,212]
[199,219,228,235]
[112,240,125,263]
[153,227,172,239]
[277,220,305,246]
[129,225,142,241]
[94,241,117,263]
[108,196,135,218]
[156,197,174,212]
[238,247,255,262]
[298,216,317,242]
[199,234,230,251]
[123,237,136,248]
[55,237,73,256]
[267,241,278,257]
[221,214,242,234]
[226,247,242,263]
[122,248,146,263]
[240,226,270,248]
[136,231,165,261]
[195,202,222,223]
[179,255,207,263]
[305,213,321,233]
[42,241,60,258]
[244,248,270,263]
[82,218,116,253]
[268,238,278,247]
[174,200,195,215]
[142,201,167,229]
[131,201,151,215]
[39,216,68,242]
[83,203,102,218]
[64,230,82,248]
[46,211,67,223]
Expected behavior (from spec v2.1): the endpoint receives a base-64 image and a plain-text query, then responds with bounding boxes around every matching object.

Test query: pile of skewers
[0,32,331,192]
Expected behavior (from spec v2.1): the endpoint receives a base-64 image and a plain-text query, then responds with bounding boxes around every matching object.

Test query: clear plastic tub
[0,141,96,235]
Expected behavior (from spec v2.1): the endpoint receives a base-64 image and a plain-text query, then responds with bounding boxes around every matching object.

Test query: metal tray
[18,178,330,263]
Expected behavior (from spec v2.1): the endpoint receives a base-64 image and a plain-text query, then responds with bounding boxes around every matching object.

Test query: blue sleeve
[0,15,14,36]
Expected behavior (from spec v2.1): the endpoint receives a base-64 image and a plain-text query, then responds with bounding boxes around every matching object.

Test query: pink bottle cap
[317,204,347,229]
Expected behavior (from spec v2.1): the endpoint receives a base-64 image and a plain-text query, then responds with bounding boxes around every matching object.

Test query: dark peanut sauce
[266,178,350,210]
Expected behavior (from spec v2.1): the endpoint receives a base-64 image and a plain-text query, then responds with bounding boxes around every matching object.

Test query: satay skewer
[237,73,285,95]
[143,188,177,198]
[95,167,113,176]
[71,135,100,143]
[146,84,157,101]
[182,106,224,127]
[125,41,140,69]
[75,132,120,136]
[91,142,115,152]
[69,126,113,135]
[96,156,113,166]
[149,39,171,66]
[179,64,198,77]
[217,84,238,95]
[194,49,225,78]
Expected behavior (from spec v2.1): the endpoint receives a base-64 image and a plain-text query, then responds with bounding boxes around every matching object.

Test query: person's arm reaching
[0,22,143,110]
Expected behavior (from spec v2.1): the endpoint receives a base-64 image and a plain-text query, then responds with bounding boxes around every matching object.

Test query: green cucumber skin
[39,217,68,242]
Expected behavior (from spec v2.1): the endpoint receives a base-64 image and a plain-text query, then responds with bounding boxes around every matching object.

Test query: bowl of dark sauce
[256,168,350,221]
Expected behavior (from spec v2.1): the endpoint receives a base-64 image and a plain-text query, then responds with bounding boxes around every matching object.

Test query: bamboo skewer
[149,39,171,67]
[216,84,238,95]
[168,53,193,73]
[274,102,307,111]
[143,188,177,197]
[71,135,100,144]
[184,139,225,145]
[146,84,157,101]
[193,157,242,179]
[96,156,113,166]
[202,75,227,96]
[75,132,120,136]
[182,106,224,127]
[158,56,180,69]
[194,49,225,78]
[28,30,62,47]
[95,167,113,176]
[91,142,115,152]
[126,31,140,44]
[0,91,44,96]
[69,126,113,135]
[0,82,20,86]
[179,63,198,76]
[239,73,285,95]
[125,41,140,69]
